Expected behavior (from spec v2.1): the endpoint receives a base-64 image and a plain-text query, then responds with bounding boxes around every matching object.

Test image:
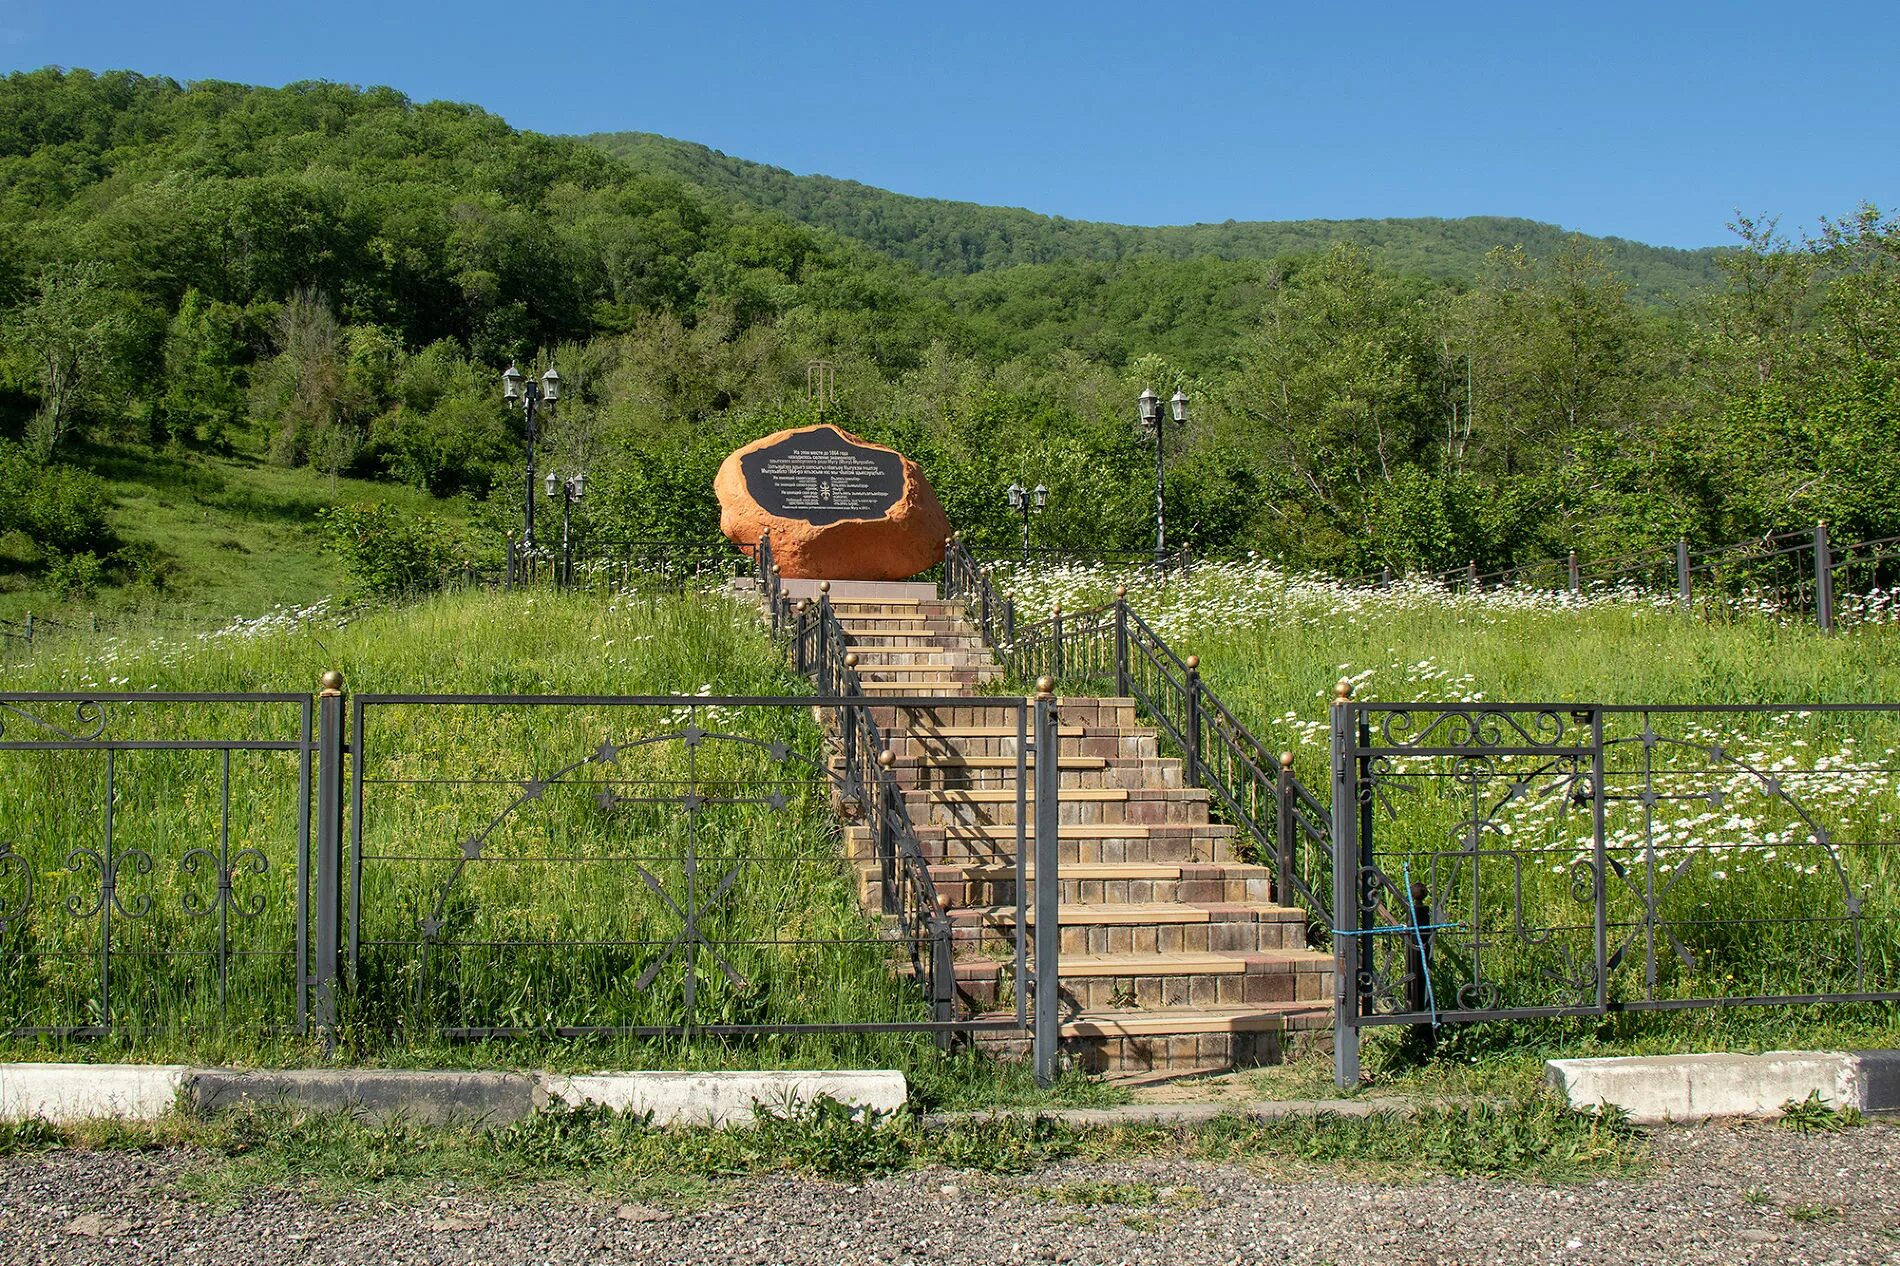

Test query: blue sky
[4,0,1895,249]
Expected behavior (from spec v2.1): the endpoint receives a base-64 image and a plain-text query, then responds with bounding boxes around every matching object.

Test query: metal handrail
[760,535,961,1033]
[947,538,1334,931]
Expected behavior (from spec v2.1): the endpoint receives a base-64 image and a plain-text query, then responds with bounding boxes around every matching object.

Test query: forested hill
[585,130,1725,302]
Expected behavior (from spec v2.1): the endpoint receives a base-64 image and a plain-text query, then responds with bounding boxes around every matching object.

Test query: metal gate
[1332,699,1900,1083]
[0,692,318,1037]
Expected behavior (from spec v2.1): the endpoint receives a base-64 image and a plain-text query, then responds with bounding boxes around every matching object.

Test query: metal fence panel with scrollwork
[347,691,1036,1041]
[0,693,316,1038]
[1332,700,1900,1079]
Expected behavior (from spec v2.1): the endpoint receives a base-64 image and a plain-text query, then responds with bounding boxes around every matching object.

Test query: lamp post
[502,361,562,550]
[1137,386,1188,567]
[544,470,585,585]
[1006,481,1048,563]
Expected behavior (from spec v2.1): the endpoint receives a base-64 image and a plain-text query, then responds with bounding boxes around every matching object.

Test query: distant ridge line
[583,129,1727,302]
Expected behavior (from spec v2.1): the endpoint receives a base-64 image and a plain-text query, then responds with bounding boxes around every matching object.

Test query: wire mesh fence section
[0,693,315,1038]
[347,693,1027,1039]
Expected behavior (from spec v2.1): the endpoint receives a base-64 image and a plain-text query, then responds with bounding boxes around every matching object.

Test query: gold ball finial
[1114,585,1127,599]
[1279,751,1295,769]
[1335,678,1354,701]
[1052,604,1062,617]
[1186,655,1200,672]
[878,749,895,768]
[936,893,952,912]
[818,580,830,594]
[845,652,859,668]
[320,669,344,695]
[953,530,962,541]
[794,599,808,613]
[1035,675,1056,697]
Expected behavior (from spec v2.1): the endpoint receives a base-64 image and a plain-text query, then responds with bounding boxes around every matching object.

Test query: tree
[3,260,133,456]
[1220,244,1440,562]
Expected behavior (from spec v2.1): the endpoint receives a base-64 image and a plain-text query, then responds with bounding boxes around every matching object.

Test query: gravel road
[1,1122,1895,1265]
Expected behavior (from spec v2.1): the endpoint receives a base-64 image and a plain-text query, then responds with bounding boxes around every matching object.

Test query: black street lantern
[503,361,562,549]
[1137,386,1188,565]
[544,470,585,585]
[1006,480,1049,562]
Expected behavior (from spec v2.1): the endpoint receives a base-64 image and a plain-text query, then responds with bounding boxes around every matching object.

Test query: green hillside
[585,130,1727,303]
[0,69,1894,626]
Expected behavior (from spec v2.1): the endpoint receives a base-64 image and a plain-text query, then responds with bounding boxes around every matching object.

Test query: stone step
[867,860,1275,908]
[954,949,1332,1013]
[909,786,1212,829]
[976,1002,1330,1076]
[845,650,995,666]
[870,700,1143,729]
[945,900,1307,955]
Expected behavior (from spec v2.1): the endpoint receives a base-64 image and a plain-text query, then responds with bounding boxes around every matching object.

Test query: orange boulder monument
[716,423,952,590]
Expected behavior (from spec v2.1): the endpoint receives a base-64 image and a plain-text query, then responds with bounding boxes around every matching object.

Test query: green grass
[0,1093,1650,1198]
[0,436,472,627]
[0,585,1133,1107]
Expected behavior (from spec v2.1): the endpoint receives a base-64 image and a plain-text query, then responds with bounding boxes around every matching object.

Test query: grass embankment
[0,587,1112,1106]
[0,438,470,628]
[1000,560,1900,1073]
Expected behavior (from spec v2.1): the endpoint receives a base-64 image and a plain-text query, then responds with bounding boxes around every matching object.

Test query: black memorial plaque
[738,426,907,526]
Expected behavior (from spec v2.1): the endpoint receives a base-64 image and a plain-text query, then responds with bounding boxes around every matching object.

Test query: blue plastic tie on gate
[1402,861,1441,1028]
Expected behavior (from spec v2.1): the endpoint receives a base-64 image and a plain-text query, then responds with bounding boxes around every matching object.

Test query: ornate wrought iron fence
[506,537,748,591]
[0,692,322,1038]
[1330,697,1900,1084]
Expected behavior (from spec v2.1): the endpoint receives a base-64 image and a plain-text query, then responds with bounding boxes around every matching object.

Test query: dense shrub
[317,501,461,598]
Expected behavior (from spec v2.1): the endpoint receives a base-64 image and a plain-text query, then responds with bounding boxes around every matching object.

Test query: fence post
[817,583,833,692]
[314,670,345,1054]
[792,600,809,673]
[505,536,516,592]
[1275,751,1297,890]
[1567,549,1580,594]
[1184,655,1203,783]
[932,909,955,1047]
[1816,520,1836,634]
[1113,586,1130,699]
[1002,596,1015,648]
[1330,679,1361,1089]
[1051,605,1064,684]
[1032,677,1062,1087]
[1380,566,1392,589]
[23,612,31,643]
[1403,881,1436,1056]
[1677,538,1692,611]
[876,749,897,916]
[1465,560,1478,591]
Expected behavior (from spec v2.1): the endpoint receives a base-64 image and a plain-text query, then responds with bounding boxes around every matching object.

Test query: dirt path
[2,1123,1895,1265]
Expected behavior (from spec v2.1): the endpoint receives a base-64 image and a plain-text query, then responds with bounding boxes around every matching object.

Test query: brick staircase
[825,592,1332,1077]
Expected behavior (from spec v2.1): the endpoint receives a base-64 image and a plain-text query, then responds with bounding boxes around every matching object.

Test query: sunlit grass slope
[0,439,471,627]
[0,588,945,1075]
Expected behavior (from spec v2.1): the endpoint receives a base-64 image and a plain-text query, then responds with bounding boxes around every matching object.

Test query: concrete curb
[0,1063,191,1123]
[0,1064,905,1129]
[189,1068,540,1126]
[1547,1050,1900,1123]
[545,1070,908,1127]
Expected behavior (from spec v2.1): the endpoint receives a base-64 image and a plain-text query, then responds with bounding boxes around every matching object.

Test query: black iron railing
[506,536,748,591]
[944,537,1333,936]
